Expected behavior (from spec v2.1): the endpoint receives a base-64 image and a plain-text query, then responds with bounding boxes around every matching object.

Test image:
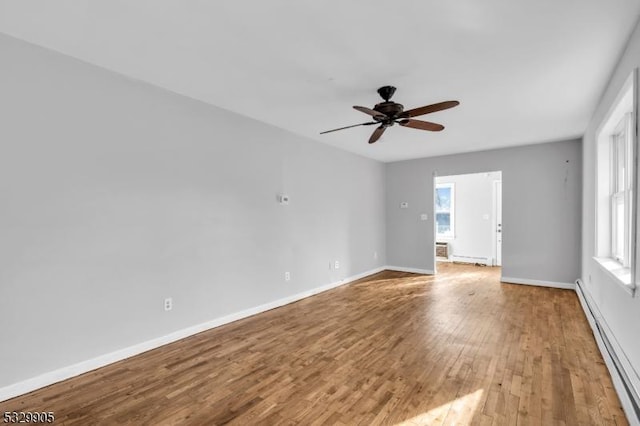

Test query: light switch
[420,214,428,221]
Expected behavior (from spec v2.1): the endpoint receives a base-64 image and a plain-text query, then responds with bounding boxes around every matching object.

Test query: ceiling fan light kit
[320,86,459,144]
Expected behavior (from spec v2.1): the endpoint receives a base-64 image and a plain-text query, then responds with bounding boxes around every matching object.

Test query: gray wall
[386,140,582,283]
[582,18,640,390]
[0,34,386,388]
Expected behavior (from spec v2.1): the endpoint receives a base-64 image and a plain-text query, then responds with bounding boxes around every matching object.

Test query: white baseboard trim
[500,276,575,290]
[0,266,385,403]
[385,266,434,275]
[575,279,640,425]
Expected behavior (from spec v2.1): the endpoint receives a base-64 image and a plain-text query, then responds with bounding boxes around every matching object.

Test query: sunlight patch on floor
[394,389,484,425]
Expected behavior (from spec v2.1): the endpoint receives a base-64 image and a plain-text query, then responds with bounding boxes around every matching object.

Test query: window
[435,183,454,239]
[595,69,637,294]
[611,114,632,265]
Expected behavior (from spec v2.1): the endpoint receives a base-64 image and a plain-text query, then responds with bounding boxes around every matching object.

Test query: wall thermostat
[400,202,409,209]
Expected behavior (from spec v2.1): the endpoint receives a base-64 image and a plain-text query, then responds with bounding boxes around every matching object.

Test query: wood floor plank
[0,263,628,425]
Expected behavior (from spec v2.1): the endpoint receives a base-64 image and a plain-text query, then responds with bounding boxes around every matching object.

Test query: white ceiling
[1,1,639,162]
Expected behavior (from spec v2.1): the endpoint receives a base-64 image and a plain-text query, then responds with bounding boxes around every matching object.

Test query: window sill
[593,257,636,296]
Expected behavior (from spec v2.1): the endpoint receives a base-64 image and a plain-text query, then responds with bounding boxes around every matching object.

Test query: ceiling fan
[320,86,459,144]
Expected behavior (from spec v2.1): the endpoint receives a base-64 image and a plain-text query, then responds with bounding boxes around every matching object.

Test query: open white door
[493,180,502,266]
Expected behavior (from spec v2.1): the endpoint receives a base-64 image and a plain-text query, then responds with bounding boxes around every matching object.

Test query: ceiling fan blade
[353,106,387,120]
[398,119,444,131]
[320,121,377,134]
[400,101,459,118]
[369,125,386,144]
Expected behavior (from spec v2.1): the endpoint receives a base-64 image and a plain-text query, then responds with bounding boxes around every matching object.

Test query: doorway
[434,171,502,272]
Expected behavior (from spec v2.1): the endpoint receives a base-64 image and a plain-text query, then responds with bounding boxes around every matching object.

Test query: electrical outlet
[164,297,172,311]
[334,260,340,269]
[285,271,291,281]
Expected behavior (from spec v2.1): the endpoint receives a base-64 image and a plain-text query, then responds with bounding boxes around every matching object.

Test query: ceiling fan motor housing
[374,101,404,121]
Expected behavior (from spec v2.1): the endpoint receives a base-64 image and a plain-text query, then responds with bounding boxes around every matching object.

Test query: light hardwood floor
[0,263,628,425]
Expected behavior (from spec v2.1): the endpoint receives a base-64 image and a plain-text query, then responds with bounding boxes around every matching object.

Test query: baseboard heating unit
[575,279,640,425]
[450,255,491,266]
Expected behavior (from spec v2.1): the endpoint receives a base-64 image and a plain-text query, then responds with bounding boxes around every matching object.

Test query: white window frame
[595,69,638,296]
[435,183,455,240]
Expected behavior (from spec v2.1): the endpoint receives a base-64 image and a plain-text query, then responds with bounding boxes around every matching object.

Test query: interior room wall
[435,171,501,264]
[0,34,386,390]
[386,139,581,283]
[581,18,640,399]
